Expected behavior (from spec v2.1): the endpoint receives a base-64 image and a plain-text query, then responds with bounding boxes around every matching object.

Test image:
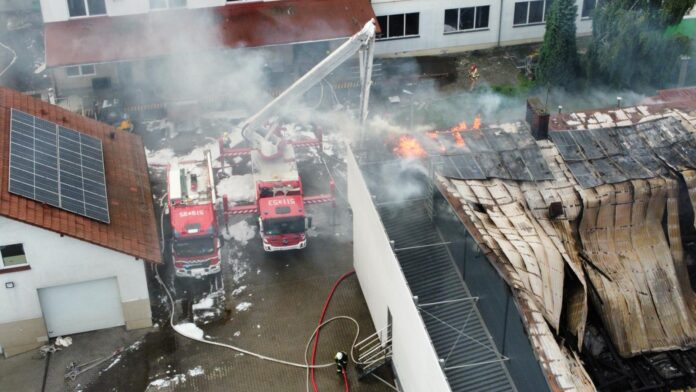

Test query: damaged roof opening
[359,94,696,390]
[435,108,696,389]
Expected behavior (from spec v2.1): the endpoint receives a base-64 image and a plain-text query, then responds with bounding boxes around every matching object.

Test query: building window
[376,13,420,40]
[444,6,490,33]
[150,0,186,9]
[1,244,27,268]
[68,0,106,17]
[513,0,553,25]
[582,0,595,17]
[66,64,97,77]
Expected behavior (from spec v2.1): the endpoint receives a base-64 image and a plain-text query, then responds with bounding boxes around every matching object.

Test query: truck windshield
[173,236,215,257]
[264,217,305,235]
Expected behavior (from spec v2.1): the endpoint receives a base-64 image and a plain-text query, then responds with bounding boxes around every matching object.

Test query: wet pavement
[79,203,389,391]
[79,128,390,391]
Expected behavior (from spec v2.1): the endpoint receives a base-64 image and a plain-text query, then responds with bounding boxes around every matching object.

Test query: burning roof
[377,95,696,389]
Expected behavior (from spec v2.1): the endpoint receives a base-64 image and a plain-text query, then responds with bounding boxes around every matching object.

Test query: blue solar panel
[8,109,110,223]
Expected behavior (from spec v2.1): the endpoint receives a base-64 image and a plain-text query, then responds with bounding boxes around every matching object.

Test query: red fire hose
[342,368,350,392]
[310,269,356,392]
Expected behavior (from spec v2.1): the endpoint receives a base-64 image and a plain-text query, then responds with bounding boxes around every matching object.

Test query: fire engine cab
[252,147,312,251]
[167,151,222,277]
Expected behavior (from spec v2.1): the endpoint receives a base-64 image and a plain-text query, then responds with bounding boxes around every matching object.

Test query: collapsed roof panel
[439,176,593,391]
[438,111,696,365]
[578,178,696,356]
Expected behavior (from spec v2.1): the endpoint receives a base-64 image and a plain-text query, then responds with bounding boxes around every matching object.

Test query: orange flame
[451,121,467,146]
[393,135,427,158]
[451,121,468,133]
[473,114,481,129]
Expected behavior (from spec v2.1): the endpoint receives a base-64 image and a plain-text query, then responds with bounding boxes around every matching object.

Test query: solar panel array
[8,109,110,223]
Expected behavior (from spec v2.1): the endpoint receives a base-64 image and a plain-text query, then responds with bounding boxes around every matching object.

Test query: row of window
[444,6,490,33]
[68,0,183,17]
[376,0,595,40]
[69,0,238,17]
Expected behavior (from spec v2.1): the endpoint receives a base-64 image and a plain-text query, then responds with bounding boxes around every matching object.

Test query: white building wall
[40,0,230,22]
[53,63,120,95]
[188,0,226,9]
[372,0,593,57]
[347,149,451,392]
[41,0,594,59]
[0,216,150,324]
[106,0,150,16]
[39,0,69,22]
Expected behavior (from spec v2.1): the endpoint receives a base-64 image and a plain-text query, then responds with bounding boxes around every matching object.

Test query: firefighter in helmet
[334,351,348,374]
[468,63,480,91]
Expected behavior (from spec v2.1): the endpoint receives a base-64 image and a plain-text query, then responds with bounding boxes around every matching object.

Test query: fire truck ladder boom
[239,19,376,157]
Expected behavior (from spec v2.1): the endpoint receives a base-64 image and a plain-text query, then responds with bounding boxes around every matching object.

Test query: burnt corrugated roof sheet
[550,116,696,188]
[434,123,553,182]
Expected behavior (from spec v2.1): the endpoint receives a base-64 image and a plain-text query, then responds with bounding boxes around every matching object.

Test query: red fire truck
[217,20,376,252]
[220,124,335,251]
[167,151,222,277]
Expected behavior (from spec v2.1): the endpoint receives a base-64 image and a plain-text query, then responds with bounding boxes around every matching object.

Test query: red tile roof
[0,88,162,263]
[44,0,376,67]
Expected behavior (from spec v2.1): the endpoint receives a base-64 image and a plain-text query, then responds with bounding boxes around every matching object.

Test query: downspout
[497,0,504,46]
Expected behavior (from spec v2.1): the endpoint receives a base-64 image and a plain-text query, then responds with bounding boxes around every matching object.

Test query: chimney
[526,97,549,140]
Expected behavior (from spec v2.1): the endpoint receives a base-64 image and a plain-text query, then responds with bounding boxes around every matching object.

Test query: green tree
[536,0,581,89]
[586,0,693,88]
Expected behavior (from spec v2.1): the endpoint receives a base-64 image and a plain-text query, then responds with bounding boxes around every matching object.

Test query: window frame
[0,243,28,270]
[581,0,596,18]
[67,0,107,18]
[444,6,491,34]
[150,0,187,10]
[65,64,97,78]
[376,13,420,41]
[513,0,553,26]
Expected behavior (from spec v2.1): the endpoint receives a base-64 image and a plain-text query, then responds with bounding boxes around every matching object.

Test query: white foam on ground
[146,147,176,166]
[231,285,247,296]
[148,374,186,389]
[173,323,205,340]
[235,302,252,312]
[146,141,221,167]
[216,174,255,204]
[223,220,256,245]
[187,366,205,377]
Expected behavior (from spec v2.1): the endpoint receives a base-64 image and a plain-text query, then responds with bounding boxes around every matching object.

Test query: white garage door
[38,277,125,338]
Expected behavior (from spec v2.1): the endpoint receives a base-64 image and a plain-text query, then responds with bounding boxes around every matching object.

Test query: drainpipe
[678,55,691,87]
[497,0,504,46]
